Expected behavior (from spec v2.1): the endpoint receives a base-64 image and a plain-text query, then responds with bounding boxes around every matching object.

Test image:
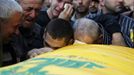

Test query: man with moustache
[87,0,101,18]
[10,0,44,62]
[71,0,92,23]
[89,0,100,14]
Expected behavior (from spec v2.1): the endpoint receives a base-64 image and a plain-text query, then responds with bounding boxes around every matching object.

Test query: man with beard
[99,0,134,47]
[9,0,44,62]
[71,0,92,23]
[0,0,23,66]
[89,0,100,14]
[87,0,101,18]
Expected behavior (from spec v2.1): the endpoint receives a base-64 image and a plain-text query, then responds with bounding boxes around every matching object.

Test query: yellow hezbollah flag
[0,44,134,75]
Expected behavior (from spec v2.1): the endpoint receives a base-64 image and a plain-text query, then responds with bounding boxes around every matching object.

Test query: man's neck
[102,7,119,16]
[75,12,88,19]
[102,7,111,14]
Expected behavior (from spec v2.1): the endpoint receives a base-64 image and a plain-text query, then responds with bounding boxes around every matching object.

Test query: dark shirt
[2,43,17,66]
[118,15,134,48]
[123,11,134,19]
[36,10,51,28]
[99,24,112,44]
[93,14,121,35]
[10,23,43,61]
[87,11,134,48]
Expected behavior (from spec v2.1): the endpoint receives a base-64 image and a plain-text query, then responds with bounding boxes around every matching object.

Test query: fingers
[59,3,74,21]
[63,3,70,12]
[66,4,74,17]
[30,52,38,58]
[28,47,53,58]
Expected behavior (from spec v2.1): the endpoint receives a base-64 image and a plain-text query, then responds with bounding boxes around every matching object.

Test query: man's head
[89,0,100,13]
[100,0,125,14]
[74,18,100,44]
[43,19,74,49]
[48,0,73,18]
[73,0,92,14]
[17,0,44,28]
[0,0,23,43]
[123,0,134,11]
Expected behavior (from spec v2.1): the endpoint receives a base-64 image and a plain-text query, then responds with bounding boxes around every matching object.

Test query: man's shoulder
[119,15,134,27]
[119,15,134,21]
[32,23,43,36]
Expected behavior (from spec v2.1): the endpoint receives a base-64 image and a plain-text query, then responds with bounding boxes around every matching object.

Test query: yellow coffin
[0,44,134,75]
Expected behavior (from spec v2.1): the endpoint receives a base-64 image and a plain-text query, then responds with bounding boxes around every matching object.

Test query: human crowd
[0,0,134,66]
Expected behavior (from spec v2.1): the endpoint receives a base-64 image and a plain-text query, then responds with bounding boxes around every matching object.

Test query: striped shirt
[87,11,134,48]
[118,15,134,48]
[99,24,112,44]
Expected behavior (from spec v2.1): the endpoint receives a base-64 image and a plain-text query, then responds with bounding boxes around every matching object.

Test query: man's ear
[94,34,103,44]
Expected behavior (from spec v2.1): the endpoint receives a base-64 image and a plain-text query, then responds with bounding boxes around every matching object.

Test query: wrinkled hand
[28,47,53,58]
[58,3,74,21]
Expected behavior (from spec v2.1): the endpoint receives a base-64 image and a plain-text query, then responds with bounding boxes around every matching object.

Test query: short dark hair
[46,18,74,41]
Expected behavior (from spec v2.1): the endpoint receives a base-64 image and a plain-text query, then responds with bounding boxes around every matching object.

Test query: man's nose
[29,10,36,18]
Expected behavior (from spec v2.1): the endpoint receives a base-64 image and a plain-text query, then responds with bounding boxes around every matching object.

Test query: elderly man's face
[101,0,125,13]
[73,0,91,13]
[19,0,43,28]
[2,12,22,43]
[50,0,72,18]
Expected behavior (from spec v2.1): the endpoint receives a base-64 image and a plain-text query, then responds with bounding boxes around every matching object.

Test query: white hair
[0,0,23,20]
[74,18,100,40]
